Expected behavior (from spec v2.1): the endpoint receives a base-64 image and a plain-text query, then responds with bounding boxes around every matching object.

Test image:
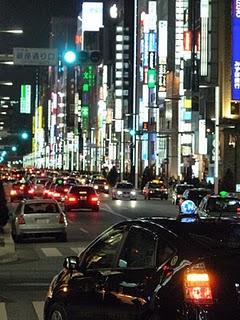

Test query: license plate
[80,196,87,200]
[36,219,49,224]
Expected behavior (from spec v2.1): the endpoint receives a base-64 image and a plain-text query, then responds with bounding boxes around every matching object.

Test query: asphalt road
[0,193,179,320]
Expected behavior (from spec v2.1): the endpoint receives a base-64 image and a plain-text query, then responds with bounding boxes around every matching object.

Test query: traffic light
[21,132,29,140]
[62,49,78,65]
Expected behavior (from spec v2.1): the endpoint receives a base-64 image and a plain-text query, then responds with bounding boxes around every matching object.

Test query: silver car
[112,182,137,200]
[11,199,67,242]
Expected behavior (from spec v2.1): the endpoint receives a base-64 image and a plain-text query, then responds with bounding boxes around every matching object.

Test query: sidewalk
[0,223,18,264]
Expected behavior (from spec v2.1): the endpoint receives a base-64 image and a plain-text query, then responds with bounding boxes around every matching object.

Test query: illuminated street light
[21,132,29,140]
[0,81,13,86]
[110,4,118,19]
[0,28,23,34]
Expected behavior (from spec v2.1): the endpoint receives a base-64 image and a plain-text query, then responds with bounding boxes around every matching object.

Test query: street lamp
[0,28,23,34]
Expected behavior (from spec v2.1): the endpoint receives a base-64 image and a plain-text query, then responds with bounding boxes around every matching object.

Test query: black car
[196,194,240,218]
[64,185,100,212]
[44,217,240,320]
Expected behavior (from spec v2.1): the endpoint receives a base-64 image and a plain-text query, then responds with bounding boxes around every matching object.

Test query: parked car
[143,179,168,200]
[44,216,240,320]
[171,183,194,205]
[64,185,100,212]
[11,199,67,242]
[179,188,213,209]
[196,193,240,218]
[111,181,137,200]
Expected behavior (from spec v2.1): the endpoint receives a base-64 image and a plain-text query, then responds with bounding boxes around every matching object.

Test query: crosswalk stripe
[0,303,7,320]
[41,248,62,257]
[33,301,44,320]
[71,247,86,255]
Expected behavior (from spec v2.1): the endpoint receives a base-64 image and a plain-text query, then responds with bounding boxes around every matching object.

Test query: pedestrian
[0,180,9,230]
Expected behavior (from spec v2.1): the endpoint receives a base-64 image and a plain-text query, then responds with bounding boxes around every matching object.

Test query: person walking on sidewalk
[0,180,9,230]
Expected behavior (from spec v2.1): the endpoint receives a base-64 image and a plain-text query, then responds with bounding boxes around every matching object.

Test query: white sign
[13,48,58,66]
[82,2,103,32]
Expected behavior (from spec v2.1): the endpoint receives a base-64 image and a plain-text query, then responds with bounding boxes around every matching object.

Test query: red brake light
[90,196,99,202]
[53,192,61,198]
[237,208,240,215]
[64,188,69,193]
[184,265,213,305]
[67,196,78,203]
[17,214,25,225]
[28,189,35,194]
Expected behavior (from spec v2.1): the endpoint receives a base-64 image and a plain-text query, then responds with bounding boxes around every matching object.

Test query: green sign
[82,65,95,88]
[148,69,156,89]
[81,105,89,131]
[20,84,31,114]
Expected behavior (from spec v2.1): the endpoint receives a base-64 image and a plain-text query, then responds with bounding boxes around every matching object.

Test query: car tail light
[53,192,61,198]
[177,195,181,198]
[90,195,99,202]
[237,208,240,215]
[10,190,17,195]
[28,188,35,194]
[184,264,213,305]
[17,214,25,225]
[67,195,78,203]
[64,188,69,193]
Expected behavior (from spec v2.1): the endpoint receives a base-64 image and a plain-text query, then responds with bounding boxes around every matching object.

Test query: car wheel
[148,195,151,200]
[12,233,23,243]
[47,303,67,320]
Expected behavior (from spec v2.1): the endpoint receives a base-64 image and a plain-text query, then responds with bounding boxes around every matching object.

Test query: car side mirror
[63,256,80,271]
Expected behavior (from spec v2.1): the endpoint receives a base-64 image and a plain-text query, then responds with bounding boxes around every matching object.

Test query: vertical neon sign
[232,0,240,100]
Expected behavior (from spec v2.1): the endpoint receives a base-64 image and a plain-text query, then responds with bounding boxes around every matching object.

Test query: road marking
[0,303,7,320]
[41,248,62,257]
[101,204,127,219]
[79,227,88,234]
[33,301,44,320]
[71,247,86,255]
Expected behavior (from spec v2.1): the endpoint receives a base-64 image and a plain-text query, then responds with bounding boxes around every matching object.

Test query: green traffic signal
[21,132,29,140]
[63,50,78,65]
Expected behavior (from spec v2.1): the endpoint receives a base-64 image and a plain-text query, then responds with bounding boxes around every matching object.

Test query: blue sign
[180,200,197,215]
[232,0,240,101]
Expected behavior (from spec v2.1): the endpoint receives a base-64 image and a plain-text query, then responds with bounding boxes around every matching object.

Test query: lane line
[41,248,62,257]
[79,227,88,234]
[0,303,8,320]
[101,204,127,219]
[33,301,44,320]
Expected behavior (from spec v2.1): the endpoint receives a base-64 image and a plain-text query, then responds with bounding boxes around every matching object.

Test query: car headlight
[94,185,98,189]
[130,191,136,196]
[104,185,109,190]
[117,191,122,195]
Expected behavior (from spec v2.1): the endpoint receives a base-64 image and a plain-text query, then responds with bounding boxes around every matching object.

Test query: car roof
[21,199,58,205]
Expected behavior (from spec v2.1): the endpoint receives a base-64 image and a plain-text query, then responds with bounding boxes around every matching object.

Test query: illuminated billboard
[232,0,240,100]
[20,84,31,114]
[82,2,103,32]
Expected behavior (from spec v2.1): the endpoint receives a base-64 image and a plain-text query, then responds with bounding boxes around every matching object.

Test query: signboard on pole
[20,84,31,114]
[13,48,58,66]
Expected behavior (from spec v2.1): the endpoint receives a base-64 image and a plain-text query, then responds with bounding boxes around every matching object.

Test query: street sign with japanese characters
[13,48,58,66]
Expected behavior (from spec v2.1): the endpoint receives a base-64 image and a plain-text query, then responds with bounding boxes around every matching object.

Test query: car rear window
[149,183,164,188]
[164,221,240,251]
[117,183,133,189]
[70,186,95,194]
[24,203,60,214]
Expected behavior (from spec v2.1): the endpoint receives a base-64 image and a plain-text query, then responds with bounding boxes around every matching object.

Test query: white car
[11,199,67,242]
[112,182,137,200]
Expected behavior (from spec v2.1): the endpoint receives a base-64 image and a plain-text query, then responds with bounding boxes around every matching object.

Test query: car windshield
[94,179,107,184]
[70,186,95,194]
[149,183,164,188]
[24,202,59,214]
[189,190,211,199]
[117,183,133,189]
